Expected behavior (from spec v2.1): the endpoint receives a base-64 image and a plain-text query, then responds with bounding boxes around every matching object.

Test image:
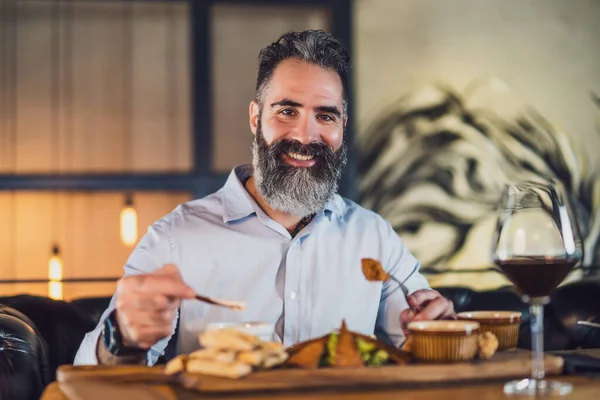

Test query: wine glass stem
[530,302,545,380]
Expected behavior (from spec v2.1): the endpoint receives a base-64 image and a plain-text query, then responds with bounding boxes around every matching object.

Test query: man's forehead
[265,59,343,106]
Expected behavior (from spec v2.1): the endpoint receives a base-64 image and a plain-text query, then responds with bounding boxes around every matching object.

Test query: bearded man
[74,30,454,366]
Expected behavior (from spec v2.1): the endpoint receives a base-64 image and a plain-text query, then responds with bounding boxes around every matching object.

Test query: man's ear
[343,115,348,129]
[249,100,260,135]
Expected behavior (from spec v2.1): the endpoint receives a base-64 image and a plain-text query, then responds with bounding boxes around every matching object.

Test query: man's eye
[280,109,296,116]
[318,114,335,122]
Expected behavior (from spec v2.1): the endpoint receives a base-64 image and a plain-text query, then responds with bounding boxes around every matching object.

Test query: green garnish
[326,332,339,365]
[368,349,389,366]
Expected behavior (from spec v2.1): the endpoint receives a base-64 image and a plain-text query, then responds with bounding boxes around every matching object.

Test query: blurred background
[0,0,598,300]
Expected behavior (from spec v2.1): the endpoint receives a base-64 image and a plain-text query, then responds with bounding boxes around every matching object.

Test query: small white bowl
[206,321,276,342]
[407,320,481,334]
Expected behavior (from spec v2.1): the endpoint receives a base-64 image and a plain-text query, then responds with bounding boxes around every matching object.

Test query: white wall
[355,0,600,168]
[354,0,600,288]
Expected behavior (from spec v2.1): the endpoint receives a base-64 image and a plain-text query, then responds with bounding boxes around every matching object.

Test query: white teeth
[287,152,314,161]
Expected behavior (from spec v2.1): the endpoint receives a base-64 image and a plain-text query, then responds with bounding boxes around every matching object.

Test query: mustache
[267,139,335,160]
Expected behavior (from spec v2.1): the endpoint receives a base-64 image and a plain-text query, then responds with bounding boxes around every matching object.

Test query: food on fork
[164,327,288,378]
[361,258,390,282]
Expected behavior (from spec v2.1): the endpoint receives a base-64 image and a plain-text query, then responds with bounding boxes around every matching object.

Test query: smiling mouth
[281,152,317,168]
[286,152,314,161]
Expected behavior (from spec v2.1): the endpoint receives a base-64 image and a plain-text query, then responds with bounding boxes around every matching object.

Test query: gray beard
[251,128,346,218]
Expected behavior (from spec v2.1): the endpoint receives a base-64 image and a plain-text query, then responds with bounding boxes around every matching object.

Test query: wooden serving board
[57,350,564,395]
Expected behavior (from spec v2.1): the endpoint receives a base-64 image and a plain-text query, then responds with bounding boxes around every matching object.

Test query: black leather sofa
[1,279,600,400]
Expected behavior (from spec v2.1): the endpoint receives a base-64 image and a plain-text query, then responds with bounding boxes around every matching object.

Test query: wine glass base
[504,379,573,396]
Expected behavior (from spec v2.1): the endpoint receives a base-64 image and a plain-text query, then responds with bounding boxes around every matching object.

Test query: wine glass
[491,181,583,396]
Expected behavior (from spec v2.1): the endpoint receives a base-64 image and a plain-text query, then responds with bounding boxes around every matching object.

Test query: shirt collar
[222,164,346,223]
[322,194,345,220]
[222,165,256,223]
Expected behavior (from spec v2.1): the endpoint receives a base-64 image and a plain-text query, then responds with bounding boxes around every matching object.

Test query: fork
[387,275,419,315]
[194,293,246,311]
[578,321,600,329]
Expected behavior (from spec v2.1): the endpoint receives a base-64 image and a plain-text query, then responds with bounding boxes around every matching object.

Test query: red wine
[495,258,576,298]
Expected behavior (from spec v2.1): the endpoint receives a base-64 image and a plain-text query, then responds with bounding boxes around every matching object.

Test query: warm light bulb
[48,246,63,300]
[49,281,63,300]
[49,255,63,281]
[120,206,138,246]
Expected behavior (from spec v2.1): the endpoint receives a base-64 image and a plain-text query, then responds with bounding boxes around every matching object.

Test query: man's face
[249,58,347,217]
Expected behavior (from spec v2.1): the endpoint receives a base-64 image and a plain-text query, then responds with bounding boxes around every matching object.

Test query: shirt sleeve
[73,220,178,366]
[375,220,430,348]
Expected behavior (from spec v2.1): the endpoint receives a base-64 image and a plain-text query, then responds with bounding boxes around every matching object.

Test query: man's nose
[289,115,320,145]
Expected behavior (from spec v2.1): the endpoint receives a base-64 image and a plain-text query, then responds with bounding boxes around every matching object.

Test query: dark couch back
[0,294,107,383]
[0,305,51,400]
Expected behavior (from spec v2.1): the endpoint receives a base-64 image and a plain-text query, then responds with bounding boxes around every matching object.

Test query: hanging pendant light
[48,245,63,300]
[119,2,137,247]
[120,193,137,246]
[47,1,63,301]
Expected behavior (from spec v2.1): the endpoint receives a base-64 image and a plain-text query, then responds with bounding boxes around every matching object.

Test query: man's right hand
[114,264,195,349]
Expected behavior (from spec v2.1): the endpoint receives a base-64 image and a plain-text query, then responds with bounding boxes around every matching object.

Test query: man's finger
[133,274,195,299]
[440,300,456,320]
[400,308,415,327]
[407,289,440,309]
[122,293,180,311]
[412,297,452,322]
[141,309,176,326]
[154,264,182,277]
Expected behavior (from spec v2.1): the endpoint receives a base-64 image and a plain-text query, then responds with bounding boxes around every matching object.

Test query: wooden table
[43,349,600,400]
[41,376,600,400]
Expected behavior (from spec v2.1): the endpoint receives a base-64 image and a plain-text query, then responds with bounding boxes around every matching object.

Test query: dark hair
[255,30,351,114]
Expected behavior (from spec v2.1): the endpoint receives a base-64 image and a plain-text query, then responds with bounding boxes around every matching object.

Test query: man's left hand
[400,289,456,335]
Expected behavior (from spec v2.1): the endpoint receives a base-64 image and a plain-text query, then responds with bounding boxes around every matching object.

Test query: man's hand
[400,289,456,335]
[114,264,195,349]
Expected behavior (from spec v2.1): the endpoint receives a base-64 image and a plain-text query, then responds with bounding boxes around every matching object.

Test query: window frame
[0,0,355,200]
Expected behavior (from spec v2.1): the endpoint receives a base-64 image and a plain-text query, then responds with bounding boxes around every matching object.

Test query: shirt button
[290,292,296,299]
